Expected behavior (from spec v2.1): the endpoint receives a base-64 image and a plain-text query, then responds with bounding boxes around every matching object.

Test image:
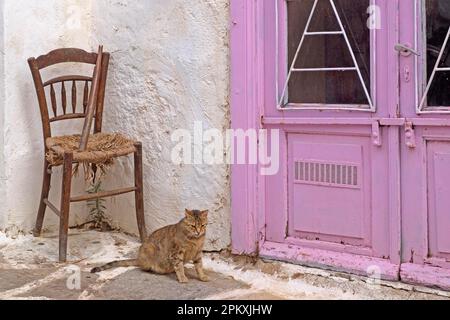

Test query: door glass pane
[287,0,371,106]
[425,0,450,108]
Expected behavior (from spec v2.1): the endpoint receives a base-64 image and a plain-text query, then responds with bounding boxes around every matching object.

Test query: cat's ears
[185,209,209,217]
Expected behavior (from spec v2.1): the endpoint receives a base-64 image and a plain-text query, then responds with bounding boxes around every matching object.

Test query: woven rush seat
[46,133,137,166]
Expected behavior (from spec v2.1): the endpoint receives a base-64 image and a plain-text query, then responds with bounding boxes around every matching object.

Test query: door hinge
[405,121,416,149]
[372,121,382,147]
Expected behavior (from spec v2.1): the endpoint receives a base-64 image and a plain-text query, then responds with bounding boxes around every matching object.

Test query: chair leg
[34,160,52,237]
[134,142,147,242]
[59,153,73,263]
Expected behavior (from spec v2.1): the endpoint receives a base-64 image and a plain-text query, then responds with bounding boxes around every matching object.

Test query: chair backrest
[80,46,103,151]
[28,47,110,149]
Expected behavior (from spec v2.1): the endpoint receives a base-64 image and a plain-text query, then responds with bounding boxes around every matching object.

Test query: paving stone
[1,231,449,300]
[0,268,58,293]
[231,292,286,300]
[93,268,248,300]
[19,272,98,300]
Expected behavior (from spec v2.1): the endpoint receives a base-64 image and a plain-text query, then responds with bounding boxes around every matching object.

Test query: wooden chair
[28,46,147,262]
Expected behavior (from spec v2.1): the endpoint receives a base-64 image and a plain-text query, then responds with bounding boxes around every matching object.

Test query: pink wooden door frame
[230,0,260,254]
[262,0,400,279]
[231,0,400,263]
[230,0,263,255]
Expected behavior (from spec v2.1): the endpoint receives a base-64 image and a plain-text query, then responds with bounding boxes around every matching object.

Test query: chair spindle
[50,84,57,117]
[61,82,67,115]
[72,81,77,113]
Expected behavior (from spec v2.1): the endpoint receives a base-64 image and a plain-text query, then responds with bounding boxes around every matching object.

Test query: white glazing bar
[329,0,374,110]
[293,67,357,72]
[418,26,450,111]
[278,0,319,106]
[305,31,344,35]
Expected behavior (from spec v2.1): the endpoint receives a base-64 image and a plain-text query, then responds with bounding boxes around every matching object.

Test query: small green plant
[87,180,110,230]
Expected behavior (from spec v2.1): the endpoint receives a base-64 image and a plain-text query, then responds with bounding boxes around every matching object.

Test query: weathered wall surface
[0,0,5,228]
[0,0,231,251]
[91,0,231,251]
[0,0,94,234]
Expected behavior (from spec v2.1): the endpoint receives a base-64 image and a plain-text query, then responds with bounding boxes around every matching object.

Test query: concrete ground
[0,230,449,300]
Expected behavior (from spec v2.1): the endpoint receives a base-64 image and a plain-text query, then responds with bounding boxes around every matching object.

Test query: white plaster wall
[0,0,5,228]
[1,0,94,234]
[0,0,231,251]
[91,0,231,251]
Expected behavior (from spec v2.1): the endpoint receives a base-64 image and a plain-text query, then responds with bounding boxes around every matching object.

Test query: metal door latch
[405,121,416,148]
[394,43,421,57]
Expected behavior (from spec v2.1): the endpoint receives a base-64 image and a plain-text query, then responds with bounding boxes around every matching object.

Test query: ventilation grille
[294,160,360,189]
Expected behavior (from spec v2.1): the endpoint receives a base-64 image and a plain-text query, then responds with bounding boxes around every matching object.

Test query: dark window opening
[287,0,371,106]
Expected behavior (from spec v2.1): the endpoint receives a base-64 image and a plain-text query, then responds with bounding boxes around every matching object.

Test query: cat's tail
[90,259,138,273]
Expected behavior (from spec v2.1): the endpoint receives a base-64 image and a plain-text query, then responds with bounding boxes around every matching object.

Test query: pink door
[399,0,450,288]
[231,0,450,289]
[260,0,400,280]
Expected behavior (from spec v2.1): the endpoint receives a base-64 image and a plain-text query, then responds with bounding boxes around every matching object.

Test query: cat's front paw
[199,275,210,282]
[178,276,189,284]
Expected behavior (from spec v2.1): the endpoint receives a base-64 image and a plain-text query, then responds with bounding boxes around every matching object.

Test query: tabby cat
[91,209,209,283]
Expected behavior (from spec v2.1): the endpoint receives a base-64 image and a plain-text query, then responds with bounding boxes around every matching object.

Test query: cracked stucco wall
[0,0,231,251]
[1,0,96,234]
[91,0,231,251]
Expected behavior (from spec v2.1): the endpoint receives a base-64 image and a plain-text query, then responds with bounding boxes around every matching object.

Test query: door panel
[428,141,450,259]
[288,134,371,246]
[401,128,450,270]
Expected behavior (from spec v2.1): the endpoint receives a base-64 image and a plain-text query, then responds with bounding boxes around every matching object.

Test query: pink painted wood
[231,0,261,254]
[231,0,450,290]
[398,0,450,289]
